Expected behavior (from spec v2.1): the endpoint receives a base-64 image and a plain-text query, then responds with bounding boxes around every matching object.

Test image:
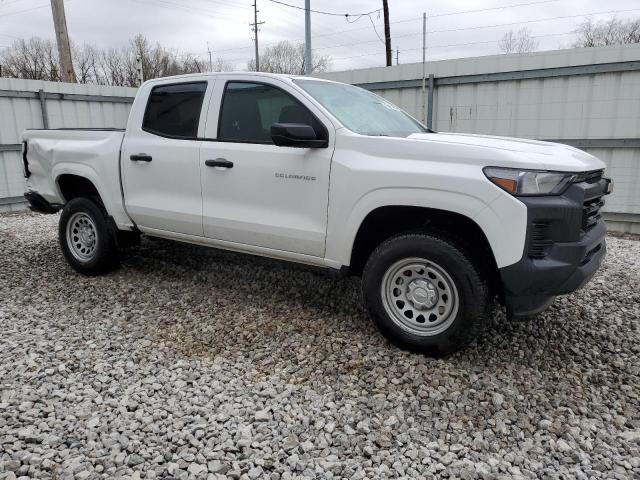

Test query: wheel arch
[53,165,110,214]
[350,205,495,266]
[57,174,102,204]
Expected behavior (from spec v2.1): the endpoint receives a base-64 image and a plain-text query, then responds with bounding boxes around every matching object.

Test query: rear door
[122,80,212,236]
[199,77,334,257]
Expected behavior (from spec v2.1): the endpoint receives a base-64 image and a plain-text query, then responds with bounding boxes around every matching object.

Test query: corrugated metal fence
[2,45,640,232]
[320,44,640,233]
[0,78,137,212]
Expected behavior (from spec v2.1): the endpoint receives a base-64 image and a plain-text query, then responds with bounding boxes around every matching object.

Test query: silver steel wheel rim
[66,212,98,262]
[381,257,459,337]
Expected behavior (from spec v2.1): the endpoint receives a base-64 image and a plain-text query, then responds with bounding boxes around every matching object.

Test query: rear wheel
[59,197,119,275]
[362,232,489,355]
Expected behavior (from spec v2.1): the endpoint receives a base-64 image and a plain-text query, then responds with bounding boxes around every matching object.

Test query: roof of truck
[142,71,338,85]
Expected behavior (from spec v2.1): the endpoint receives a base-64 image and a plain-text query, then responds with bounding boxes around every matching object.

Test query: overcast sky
[1,0,639,72]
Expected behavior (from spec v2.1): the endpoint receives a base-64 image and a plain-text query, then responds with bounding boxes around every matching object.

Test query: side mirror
[271,123,328,148]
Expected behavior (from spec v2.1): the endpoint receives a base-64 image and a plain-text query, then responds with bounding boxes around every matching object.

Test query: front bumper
[499,173,610,317]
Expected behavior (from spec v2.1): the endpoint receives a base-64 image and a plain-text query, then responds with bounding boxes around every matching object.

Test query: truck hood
[407,132,606,172]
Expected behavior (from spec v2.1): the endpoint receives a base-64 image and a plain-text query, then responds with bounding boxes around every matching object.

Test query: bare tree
[573,17,640,47]
[211,56,235,72]
[0,38,60,80]
[247,41,331,75]
[98,47,128,86]
[1,34,216,85]
[72,43,100,84]
[500,28,539,54]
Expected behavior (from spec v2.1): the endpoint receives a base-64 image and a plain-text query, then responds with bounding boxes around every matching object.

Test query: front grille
[529,221,552,259]
[582,196,605,231]
[574,169,604,184]
[576,170,606,233]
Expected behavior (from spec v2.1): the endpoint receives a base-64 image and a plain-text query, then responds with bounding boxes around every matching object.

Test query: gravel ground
[1,212,639,480]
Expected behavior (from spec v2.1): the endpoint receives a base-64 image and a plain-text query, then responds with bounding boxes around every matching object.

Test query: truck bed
[22,128,127,222]
[26,128,125,132]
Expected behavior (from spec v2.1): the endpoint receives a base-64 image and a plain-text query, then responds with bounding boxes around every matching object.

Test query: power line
[313,6,640,53]
[204,29,576,68]
[0,0,35,7]
[204,0,570,55]
[367,14,384,44]
[427,7,640,35]
[164,3,640,66]
[430,0,560,19]
[131,0,237,20]
[329,5,640,62]
[267,0,380,18]
[267,0,385,62]
[331,31,576,61]
[204,0,248,9]
[187,3,640,69]
[180,0,578,56]
[155,0,249,10]
[298,0,565,41]
[268,0,354,41]
[0,0,42,8]
[0,1,65,18]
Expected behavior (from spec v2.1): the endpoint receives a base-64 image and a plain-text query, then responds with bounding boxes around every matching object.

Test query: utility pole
[50,0,76,83]
[421,12,427,124]
[136,56,143,87]
[207,42,213,72]
[396,46,399,65]
[250,1,264,71]
[382,0,391,67]
[304,0,312,75]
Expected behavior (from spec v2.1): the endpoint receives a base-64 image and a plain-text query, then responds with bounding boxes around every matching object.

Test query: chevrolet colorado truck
[22,72,612,355]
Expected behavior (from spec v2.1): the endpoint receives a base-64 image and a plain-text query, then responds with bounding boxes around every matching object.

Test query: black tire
[362,232,489,356]
[58,197,119,275]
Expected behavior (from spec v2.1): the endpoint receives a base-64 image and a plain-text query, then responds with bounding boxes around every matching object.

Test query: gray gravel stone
[0,212,639,480]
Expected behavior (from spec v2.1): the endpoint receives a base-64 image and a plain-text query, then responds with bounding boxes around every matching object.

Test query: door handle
[130,153,152,162]
[205,158,233,168]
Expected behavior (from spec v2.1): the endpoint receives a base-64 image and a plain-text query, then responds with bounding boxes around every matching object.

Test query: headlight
[483,167,575,196]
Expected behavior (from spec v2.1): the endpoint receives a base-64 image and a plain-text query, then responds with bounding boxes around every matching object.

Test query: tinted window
[218,82,324,143]
[143,82,207,138]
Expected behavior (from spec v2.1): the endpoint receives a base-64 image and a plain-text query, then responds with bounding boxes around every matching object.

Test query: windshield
[295,79,427,137]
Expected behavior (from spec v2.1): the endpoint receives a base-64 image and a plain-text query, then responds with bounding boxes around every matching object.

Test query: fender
[52,163,131,227]
[325,186,527,269]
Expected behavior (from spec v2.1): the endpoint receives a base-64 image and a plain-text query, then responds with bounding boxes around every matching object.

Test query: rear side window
[142,82,207,138]
[218,82,324,144]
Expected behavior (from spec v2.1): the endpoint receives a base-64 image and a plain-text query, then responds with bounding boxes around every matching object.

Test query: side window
[218,82,324,144]
[142,82,207,138]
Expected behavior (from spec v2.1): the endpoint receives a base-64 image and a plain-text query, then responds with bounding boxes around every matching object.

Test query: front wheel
[362,233,489,356]
[59,197,119,275]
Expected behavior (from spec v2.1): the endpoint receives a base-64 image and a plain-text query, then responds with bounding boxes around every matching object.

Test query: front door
[200,79,333,257]
[122,81,209,236]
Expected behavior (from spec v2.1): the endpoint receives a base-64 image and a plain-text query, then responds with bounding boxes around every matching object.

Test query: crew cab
[22,72,612,355]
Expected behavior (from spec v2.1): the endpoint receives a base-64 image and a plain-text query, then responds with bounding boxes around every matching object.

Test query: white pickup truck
[22,72,612,355]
